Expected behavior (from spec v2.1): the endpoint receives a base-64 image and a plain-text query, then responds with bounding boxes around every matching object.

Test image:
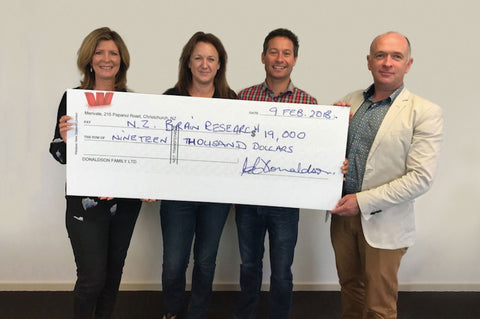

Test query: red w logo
[85,92,114,106]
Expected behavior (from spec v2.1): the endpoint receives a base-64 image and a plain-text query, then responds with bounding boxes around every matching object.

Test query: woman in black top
[160,32,236,319]
[49,27,141,319]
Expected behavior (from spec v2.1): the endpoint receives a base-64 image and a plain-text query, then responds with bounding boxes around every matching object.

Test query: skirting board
[1,282,479,292]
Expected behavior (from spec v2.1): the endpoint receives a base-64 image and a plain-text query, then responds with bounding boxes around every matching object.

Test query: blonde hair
[77,27,130,90]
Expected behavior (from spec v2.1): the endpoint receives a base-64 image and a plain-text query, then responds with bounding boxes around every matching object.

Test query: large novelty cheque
[66,89,349,210]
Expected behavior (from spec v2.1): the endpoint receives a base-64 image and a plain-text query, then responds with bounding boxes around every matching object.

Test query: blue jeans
[160,200,231,319]
[66,196,141,319]
[234,205,299,319]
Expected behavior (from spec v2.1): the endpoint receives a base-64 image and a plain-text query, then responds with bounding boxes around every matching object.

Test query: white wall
[1,0,479,291]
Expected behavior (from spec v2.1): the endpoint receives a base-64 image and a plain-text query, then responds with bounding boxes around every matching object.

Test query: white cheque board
[66,89,349,210]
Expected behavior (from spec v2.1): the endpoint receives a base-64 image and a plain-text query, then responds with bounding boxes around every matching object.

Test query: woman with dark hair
[49,27,141,319]
[160,31,236,319]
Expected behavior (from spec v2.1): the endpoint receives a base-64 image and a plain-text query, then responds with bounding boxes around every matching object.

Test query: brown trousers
[330,214,407,319]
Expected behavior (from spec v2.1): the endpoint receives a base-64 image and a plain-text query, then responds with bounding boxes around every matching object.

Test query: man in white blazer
[330,32,443,319]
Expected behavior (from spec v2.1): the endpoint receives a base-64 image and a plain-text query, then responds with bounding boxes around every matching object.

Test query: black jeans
[65,196,141,319]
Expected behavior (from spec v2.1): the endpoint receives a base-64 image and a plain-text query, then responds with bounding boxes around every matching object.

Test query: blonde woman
[49,27,141,319]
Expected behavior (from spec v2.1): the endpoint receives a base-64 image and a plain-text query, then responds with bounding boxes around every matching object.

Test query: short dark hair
[263,28,299,57]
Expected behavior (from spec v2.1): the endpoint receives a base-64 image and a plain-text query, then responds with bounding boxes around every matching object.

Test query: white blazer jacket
[342,87,443,249]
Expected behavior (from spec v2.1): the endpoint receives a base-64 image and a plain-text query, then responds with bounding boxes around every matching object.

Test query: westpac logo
[85,92,114,107]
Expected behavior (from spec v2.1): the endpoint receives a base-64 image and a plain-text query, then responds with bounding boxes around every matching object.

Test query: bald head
[367,31,414,95]
[370,32,411,58]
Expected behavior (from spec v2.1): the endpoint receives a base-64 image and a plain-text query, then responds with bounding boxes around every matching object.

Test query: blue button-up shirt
[344,85,403,194]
